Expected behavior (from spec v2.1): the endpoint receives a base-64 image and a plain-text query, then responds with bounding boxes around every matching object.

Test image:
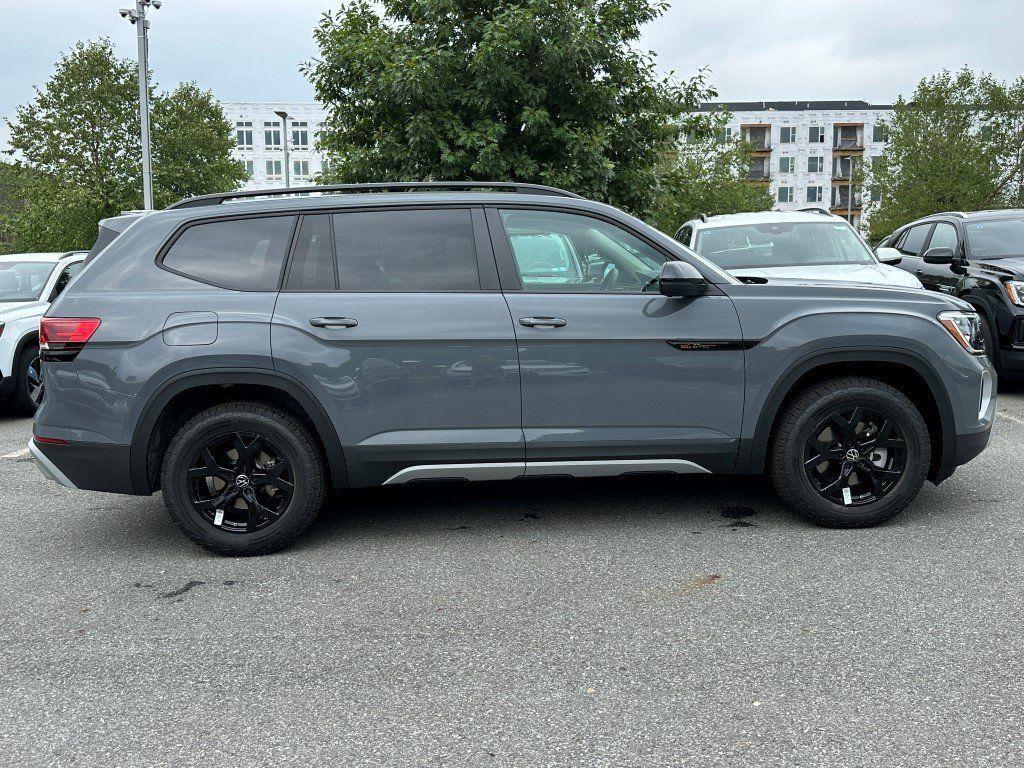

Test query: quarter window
[162,216,296,291]
[500,209,668,293]
[333,209,479,292]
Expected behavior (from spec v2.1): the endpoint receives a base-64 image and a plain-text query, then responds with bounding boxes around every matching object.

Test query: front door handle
[519,316,567,328]
[309,317,358,329]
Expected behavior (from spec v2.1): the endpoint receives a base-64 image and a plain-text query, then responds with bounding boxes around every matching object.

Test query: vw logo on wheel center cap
[845,448,861,462]
[235,474,251,489]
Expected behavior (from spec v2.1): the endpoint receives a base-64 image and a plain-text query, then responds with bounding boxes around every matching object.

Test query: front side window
[500,209,668,293]
[0,261,58,302]
[966,219,1024,259]
[162,216,296,291]
[334,208,479,292]
[780,126,797,143]
[693,222,874,271]
[927,223,959,253]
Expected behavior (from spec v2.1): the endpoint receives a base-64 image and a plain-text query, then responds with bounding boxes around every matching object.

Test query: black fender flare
[741,347,957,483]
[129,368,349,493]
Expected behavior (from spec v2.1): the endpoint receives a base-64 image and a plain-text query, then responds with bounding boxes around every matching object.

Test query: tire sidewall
[13,344,40,415]
[163,409,320,554]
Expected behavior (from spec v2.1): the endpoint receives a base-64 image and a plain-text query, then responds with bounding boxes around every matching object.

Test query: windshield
[0,261,57,302]
[694,221,875,270]
[965,219,1024,259]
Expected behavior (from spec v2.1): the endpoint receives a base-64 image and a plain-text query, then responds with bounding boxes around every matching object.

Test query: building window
[235,121,253,150]
[243,160,254,178]
[807,156,824,173]
[806,186,823,203]
[264,121,282,150]
[716,127,733,144]
[777,186,794,203]
[779,156,795,173]
[292,121,309,149]
[293,160,310,180]
[809,126,825,143]
[316,122,328,148]
[780,126,797,144]
[265,159,282,180]
[872,123,888,143]
[871,188,882,202]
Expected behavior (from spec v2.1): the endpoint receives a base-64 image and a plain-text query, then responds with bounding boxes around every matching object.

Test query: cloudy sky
[2,0,1022,149]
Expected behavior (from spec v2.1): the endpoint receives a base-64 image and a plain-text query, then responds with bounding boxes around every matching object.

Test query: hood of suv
[975,255,1024,277]
[730,262,923,289]
[0,299,47,320]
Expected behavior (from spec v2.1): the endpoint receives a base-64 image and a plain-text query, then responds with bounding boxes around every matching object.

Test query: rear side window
[333,209,479,292]
[286,215,336,291]
[162,216,296,290]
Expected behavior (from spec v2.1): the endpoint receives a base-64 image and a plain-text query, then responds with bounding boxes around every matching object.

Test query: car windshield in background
[965,219,1024,259]
[0,261,57,302]
[694,222,874,270]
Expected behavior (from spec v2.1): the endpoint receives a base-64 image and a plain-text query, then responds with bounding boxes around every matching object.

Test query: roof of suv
[686,210,844,230]
[911,209,1024,224]
[0,251,86,263]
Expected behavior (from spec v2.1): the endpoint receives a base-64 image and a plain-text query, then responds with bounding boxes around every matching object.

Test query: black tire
[770,377,930,528]
[12,344,43,416]
[161,401,325,556]
[977,313,1001,377]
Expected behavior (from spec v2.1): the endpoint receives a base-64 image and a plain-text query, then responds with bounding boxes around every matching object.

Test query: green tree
[3,39,245,251]
[304,0,713,218]
[866,68,1024,242]
[648,110,773,234]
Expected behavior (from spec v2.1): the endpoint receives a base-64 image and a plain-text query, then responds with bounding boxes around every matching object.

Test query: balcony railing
[833,138,865,151]
[746,169,771,180]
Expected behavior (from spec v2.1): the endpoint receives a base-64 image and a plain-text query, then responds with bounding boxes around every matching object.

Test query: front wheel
[770,377,930,527]
[161,402,325,555]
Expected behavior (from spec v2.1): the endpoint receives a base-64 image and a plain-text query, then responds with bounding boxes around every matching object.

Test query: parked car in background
[0,251,85,413]
[878,210,1024,379]
[31,183,993,555]
[675,210,923,289]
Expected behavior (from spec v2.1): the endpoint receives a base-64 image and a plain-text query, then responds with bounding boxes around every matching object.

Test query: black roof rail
[932,211,967,218]
[167,181,582,210]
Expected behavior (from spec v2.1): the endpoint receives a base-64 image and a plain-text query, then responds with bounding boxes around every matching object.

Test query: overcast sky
[2,0,1023,150]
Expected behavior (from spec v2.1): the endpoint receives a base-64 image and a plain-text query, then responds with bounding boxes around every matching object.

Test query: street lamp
[119,1,161,210]
[275,110,291,188]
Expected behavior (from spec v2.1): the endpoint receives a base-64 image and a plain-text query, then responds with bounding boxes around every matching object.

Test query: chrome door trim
[381,458,710,484]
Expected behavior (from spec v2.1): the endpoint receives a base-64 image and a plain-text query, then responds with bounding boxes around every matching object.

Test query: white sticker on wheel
[214,509,225,526]
[842,487,852,506]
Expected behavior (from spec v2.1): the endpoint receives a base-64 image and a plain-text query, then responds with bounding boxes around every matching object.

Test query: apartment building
[698,100,894,227]
[223,102,329,189]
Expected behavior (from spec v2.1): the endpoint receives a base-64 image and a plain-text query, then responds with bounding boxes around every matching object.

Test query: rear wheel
[161,402,325,555]
[770,377,930,527]
[12,344,43,415]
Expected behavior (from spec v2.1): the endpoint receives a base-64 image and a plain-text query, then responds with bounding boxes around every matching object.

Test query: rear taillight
[39,317,101,361]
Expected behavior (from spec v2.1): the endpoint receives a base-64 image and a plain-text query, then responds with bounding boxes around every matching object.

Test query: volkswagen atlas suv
[31,183,995,555]
[879,210,1024,379]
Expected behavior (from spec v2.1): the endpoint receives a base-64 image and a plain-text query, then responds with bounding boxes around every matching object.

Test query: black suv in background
[879,210,1024,378]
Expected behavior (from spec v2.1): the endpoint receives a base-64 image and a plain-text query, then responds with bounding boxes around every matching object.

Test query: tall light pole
[120,1,161,210]
[275,110,291,188]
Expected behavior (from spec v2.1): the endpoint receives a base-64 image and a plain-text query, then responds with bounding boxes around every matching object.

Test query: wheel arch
[744,349,956,484]
[130,369,349,494]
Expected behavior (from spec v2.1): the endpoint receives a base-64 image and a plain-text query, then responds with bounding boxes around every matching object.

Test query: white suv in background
[674,210,923,289]
[0,251,86,413]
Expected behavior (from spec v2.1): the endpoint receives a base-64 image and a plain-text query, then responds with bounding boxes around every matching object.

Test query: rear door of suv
[488,206,744,474]
[271,206,523,486]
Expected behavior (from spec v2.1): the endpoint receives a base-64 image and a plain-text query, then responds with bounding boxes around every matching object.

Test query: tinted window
[49,261,84,301]
[898,225,931,256]
[927,223,959,253]
[286,215,336,291]
[333,209,478,292]
[163,216,295,290]
[501,209,668,293]
[966,219,1024,258]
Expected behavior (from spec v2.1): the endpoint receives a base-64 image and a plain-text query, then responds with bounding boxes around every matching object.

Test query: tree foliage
[305,0,716,219]
[866,68,1024,242]
[2,40,245,252]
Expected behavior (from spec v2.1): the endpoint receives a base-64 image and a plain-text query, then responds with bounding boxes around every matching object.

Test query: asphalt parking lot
[1,390,1022,768]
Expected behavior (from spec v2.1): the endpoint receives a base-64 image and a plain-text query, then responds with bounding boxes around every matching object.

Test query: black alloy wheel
[803,405,907,506]
[186,431,294,534]
[27,355,44,407]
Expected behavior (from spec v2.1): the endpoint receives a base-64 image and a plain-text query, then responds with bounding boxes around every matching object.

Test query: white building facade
[697,101,895,228]
[223,102,329,190]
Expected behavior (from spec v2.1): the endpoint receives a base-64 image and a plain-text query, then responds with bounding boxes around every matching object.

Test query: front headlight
[1004,280,1024,307]
[938,311,985,355]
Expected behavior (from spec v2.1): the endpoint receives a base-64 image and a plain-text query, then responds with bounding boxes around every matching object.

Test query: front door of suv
[271,207,523,486]
[916,221,961,293]
[490,207,744,474]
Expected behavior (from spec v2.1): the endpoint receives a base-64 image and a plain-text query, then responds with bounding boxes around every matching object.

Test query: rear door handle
[519,316,567,328]
[309,317,358,329]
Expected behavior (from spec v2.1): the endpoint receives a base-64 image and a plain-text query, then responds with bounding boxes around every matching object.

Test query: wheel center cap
[235,474,251,489]
[845,448,861,462]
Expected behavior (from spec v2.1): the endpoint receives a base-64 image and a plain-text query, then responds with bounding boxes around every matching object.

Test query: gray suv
[31,183,995,555]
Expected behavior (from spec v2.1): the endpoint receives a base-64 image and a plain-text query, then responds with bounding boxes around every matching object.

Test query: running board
[381,459,710,485]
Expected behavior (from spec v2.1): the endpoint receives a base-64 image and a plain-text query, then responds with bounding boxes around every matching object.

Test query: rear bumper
[30,438,137,494]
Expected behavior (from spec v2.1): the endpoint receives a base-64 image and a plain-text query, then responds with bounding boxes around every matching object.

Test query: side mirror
[659,261,708,298]
[922,247,954,265]
[876,246,902,265]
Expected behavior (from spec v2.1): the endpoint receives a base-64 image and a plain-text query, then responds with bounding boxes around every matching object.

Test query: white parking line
[997,410,1024,427]
[1,448,29,460]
